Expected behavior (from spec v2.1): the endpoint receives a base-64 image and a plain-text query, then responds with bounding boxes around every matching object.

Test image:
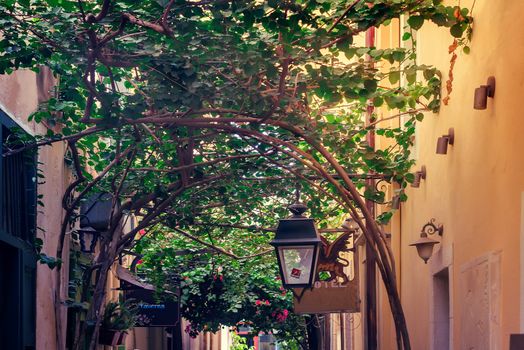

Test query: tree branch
[327,0,363,33]
[86,0,111,23]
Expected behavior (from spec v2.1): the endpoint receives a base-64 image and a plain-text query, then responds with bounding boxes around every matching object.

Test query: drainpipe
[365,26,378,350]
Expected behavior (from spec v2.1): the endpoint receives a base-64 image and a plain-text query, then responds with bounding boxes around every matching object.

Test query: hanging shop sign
[293,232,360,314]
[125,287,179,327]
[117,266,179,327]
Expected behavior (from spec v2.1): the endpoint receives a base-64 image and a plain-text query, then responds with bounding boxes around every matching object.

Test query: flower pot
[99,329,121,346]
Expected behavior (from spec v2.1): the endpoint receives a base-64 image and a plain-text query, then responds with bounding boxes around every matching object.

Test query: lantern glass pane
[416,244,434,262]
[278,245,314,285]
[79,230,98,253]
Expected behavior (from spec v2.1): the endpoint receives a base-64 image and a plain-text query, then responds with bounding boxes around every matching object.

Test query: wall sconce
[391,195,401,209]
[409,218,443,263]
[474,76,495,110]
[436,128,454,155]
[410,166,426,188]
[390,189,405,209]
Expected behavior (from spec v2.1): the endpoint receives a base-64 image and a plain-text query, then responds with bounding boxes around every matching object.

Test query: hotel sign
[293,233,360,313]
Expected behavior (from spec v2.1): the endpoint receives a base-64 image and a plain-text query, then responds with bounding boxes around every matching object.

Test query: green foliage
[231,333,255,350]
[136,233,305,344]
[35,237,62,269]
[101,298,138,331]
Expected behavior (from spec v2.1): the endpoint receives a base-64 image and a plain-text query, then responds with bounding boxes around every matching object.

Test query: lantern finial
[289,182,307,217]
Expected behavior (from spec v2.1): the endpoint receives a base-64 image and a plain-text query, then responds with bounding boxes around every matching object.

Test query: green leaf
[373,96,384,107]
[406,71,417,84]
[356,47,369,56]
[407,16,424,30]
[155,0,170,5]
[364,80,378,93]
[343,48,357,60]
[377,212,393,225]
[431,13,448,26]
[389,71,400,84]
[450,23,464,38]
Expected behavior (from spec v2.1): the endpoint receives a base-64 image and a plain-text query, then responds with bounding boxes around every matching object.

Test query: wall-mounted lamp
[436,128,454,155]
[391,195,401,209]
[410,166,426,188]
[410,219,443,263]
[474,76,495,110]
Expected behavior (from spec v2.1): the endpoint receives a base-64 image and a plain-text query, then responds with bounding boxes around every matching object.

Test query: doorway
[432,268,450,350]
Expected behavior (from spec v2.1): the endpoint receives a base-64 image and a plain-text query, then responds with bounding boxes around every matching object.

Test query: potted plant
[99,298,137,346]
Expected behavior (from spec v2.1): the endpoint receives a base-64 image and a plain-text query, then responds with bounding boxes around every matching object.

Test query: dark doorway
[433,268,450,350]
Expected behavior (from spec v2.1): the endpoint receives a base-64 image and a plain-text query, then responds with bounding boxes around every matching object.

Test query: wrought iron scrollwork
[420,218,443,237]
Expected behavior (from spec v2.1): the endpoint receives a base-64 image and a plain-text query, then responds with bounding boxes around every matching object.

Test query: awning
[115,265,155,291]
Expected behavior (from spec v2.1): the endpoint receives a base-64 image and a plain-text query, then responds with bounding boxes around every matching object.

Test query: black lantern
[270,201,321,289]
[77,193,115,254]
[78,227,100,254]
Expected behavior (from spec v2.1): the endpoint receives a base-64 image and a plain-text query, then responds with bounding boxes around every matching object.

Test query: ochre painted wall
[379,0,524,349]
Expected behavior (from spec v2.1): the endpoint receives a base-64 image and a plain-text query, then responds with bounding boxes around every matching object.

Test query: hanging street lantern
[270,200,321,289]
[78,226,100,254]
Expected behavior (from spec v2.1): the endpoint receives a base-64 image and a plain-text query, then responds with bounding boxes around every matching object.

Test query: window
[0,109,37,350]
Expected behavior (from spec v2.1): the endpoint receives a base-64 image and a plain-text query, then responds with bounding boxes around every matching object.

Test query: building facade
[375,0,524,349]
[0,68,69,349]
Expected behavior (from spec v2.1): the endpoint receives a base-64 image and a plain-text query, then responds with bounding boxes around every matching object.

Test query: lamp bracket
[445,128,454,145]
[421,218,443,237]
[486,76,496,98]
[418,165,427,180]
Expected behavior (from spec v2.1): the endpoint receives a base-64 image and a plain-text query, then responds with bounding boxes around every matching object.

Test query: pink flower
[275,309,289,323]
[139,229,146,236]
[136,259,143,265]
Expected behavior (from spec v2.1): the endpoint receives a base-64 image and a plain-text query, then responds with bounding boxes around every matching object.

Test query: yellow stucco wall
[377,0,524,349]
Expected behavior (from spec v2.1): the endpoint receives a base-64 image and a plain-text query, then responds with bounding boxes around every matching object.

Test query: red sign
[291,268,302,279]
